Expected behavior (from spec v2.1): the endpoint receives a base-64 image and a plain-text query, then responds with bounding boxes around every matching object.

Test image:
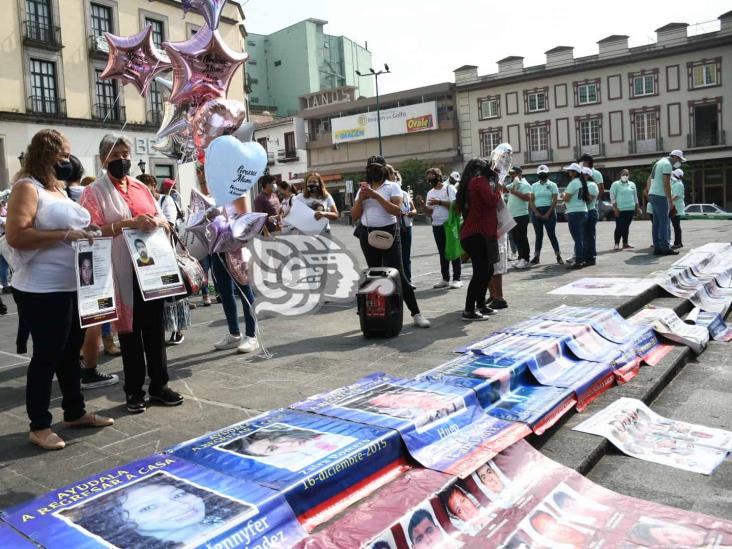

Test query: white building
[253,117,308,184]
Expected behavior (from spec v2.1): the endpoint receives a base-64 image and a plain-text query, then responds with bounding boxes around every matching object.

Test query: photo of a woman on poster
[438,483,490,535]
[78,252,94,287]
[58,473,254,548]
[522,506,593,548]
[543,484,612,528]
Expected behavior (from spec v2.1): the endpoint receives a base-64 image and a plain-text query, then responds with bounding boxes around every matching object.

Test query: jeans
[531,207,560,257]
[359,225,420,316]
[509,215,530,261]
[614,210,635,245]
[102,322,111,337]
[584,209,598,262]
[672,214,682,246]
[211,253,256,337]
[13,290,31,354]
[649,195,671,252]
[0,254,9,287]
[432,225,461,281]
[567,212,588,264]
[200,255,212,297]
[13,289,86,431]
[400,225,413,284]
[460,234,494,312]
[118,278,169,398]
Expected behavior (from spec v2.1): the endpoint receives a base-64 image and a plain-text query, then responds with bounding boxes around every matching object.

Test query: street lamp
[355,63,390,157]
[137,159,146,174]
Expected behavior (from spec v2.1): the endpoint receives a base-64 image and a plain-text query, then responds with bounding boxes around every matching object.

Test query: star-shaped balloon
[164,25,248,105]
[181,0,226,30]
[101,25,171,95]
[156,100,192,139]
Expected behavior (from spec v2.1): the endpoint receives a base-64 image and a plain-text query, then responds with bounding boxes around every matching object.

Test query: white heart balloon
[205,135,267,206]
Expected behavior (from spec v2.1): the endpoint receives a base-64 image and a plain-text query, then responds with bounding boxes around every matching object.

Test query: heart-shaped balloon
[205,135,267,206]
[190,98,246,150]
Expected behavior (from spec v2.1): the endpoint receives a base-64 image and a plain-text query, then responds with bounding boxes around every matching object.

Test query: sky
[239,0,729,94]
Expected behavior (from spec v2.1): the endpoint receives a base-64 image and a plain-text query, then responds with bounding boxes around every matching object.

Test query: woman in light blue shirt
[609,169,640,250]
[529,165,563,265]
[670,168,685,249]
[562,163,590,270]
[582,167,599,266]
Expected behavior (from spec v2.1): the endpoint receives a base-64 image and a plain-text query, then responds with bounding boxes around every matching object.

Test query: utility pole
[356,64,390,157]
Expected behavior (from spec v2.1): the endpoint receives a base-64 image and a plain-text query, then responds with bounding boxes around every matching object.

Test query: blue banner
[167,409,404,527]
[0,522,35,548]
[2,454,305,549]
[291,373,531,478]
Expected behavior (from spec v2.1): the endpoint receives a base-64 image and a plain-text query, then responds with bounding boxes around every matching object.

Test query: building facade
[455,11,732,208]
[247,19,373,117]
[0,0,246,189]
[253,117,308,183]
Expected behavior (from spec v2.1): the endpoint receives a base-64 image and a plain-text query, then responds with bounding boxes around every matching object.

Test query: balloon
[190,98,246,150]
[154,76,173,96]
[186,188,216,231]
[101,26,171,95]
[181,0,226,30]
[156,101,192,139]
[164,25,247,105]
[207,213,268,253]
[490,143,514,183]
[232,121,256,143]
[225,247,251,286]
[152,133,194,161]
[204,135,267,206]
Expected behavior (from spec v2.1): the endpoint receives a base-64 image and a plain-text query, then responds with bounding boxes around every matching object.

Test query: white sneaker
[237,336,258,354]
[433,280,449,289]
[515,259,530,269]
[448,280,463,289]
[214,333,242,350]
[413,314,431,328]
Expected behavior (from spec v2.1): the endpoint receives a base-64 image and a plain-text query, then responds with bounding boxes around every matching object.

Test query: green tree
[396,158,447,201]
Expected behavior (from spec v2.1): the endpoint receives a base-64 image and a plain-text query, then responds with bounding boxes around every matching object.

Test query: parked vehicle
[679,204,732,220]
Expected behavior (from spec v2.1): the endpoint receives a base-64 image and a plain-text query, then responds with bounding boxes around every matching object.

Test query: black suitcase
[357,267,403,338]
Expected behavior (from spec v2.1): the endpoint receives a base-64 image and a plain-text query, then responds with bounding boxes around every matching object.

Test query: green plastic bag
[444,204,464,261]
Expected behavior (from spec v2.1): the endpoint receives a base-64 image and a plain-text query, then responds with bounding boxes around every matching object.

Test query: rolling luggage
[357,267,403,338]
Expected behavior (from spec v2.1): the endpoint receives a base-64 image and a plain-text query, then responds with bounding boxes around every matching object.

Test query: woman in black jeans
[352,156,430,329]
[456,159,501,321]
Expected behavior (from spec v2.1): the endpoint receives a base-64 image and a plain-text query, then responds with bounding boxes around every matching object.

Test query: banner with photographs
[0,522,35,548]
[167,409,406,531]
[574,398,732,475]
[74,237,118,328]
[548,277,656,296]
[629,307,710,355]
[2,454,306,549]
[122,227,187,301]
[536,305,638,345]
[687,308,732,341]
[291,373,531,478]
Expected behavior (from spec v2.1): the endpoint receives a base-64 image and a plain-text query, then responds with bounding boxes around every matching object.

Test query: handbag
[171,231,207,296]
[359,184,395,250]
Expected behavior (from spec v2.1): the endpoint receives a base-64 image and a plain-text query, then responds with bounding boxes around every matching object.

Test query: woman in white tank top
[5,129,114,451]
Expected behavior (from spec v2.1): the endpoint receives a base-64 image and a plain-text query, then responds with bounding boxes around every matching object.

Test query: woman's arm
[548,193,557,215]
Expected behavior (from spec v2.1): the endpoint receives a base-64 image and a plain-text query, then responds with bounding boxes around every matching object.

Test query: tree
[396,158,447,201]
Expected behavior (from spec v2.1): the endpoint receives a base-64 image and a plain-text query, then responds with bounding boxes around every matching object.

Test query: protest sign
[2,454,306,549]
[549,277,656,296]
[495,200,516,238]
[123,227,187,301]
[574,398,732,475]
[284,199,329,235]
[629,307,709,355]
[74,237,117,328]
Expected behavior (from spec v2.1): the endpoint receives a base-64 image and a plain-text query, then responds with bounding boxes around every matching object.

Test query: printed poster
[122,227,187,301]
[574,397,732,475]
[167,409,406,531]
[536,305,637,344]
[496,200,516,238]
[548,277,656,296]
[687,308,732,341]
[75,237,118,328]
[629,307,709,355]
[0,522,35,548]
[290,373,531,478]
[2,454,306,549]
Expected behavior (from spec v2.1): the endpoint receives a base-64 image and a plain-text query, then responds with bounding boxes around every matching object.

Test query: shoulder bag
[171,230,207,296]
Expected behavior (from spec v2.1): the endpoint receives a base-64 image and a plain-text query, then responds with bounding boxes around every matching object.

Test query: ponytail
[578,172,589,202]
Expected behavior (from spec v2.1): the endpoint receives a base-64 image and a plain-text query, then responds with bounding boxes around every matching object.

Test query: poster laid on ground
[74,237,118,328]
[0,522,35,548]
[122,227,187,301]
[548,277,656,296]
[291,373,531,477]
[2,454,306,549]
[167,409,406,530]
[629,307,709,354]
[574,397,732,475]
[687,308,732,341]
[536,305,637,344]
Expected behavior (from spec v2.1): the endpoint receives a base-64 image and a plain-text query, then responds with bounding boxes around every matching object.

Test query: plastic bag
[444,204,464,261]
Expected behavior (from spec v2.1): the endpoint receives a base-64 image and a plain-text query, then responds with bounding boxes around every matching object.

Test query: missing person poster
[0,522,35,548]
[2,454,306,549]
[167,409,406,531]
[537,305,637,345]
[291,373,531,478]
[123,227,187,301]
[629,307,710,355]
[75,237,118,328]
[549,277,656,296]
[687,308,732,341]
[574,397,732,475]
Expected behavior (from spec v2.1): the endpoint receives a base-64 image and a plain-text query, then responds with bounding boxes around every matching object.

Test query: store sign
[300,86,356,110]
[135,137,164,157]
[331,101,438,144]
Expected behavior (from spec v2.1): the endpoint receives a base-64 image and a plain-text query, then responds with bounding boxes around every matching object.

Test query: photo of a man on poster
[404,508,453,549]
[78,252,94,287]
[471,461,517,509]
[438,483,490,535]
[134,238,156,267]
[628,517,712,547]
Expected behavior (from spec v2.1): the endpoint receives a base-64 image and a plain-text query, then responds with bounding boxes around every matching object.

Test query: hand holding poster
[74,238,118,328]
[123,227,187,301]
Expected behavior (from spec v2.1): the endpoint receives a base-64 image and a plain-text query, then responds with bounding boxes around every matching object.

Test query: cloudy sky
[240,0,729,94]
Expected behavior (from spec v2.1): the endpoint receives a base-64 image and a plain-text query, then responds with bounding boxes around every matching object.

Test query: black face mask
[54,160,74,181]
[538,173,548,181]
[366,167,384,184]
[107,158,131,179]
[428,177,438,187]
[307,185,319,194]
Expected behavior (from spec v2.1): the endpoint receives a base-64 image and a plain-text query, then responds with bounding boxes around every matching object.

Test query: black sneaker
[530,256,540,265]
[585,259,596,266]
[489,298,508,310]
[462,310,487,321]
[126,394,147,414]
[567,262,584,270]
[81,368,120,390]
[662,249,680,255]
[556,254,564,265]
[149,387,184,406]
[478,306,496,316]
[0,300,6,316]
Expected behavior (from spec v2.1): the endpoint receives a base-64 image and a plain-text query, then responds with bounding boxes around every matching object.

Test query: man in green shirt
[648,150,685,256]
[670,168,685,249]
[579,154,604,199]
[506,166,532,269]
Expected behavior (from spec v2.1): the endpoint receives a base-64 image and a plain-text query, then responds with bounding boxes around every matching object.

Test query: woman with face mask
[294,172,339,233]
[529,165,562,265]
[80,134,183,415]
[609,169,640,250]
[561,163,590,270]
[581,167,599,266]
[4,129,114,450]
[670,168,685,249]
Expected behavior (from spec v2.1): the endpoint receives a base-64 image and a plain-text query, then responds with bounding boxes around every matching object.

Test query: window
[478,96,499,120]
[249,60,257,65]
[29,58,58,113]
[480,130,501,156]
[284,132,296,157]
[686,205,700,213]
[579,119,600,148]
[692,63,718,88]
[528,126,548,153]
[635,111,657,141]
[633,75,655,96]
[94,68,120,120]
[577,83,598,105]
[247,40,256,47]
[702,205,718,213]
[250,96,260,103]
[90,3,112,36]
[274,60,282,67]
[257,137,267,151]
[26,0,52,41]
[527,90,547,113]
[145,17,164,49]
[147,79,164,123]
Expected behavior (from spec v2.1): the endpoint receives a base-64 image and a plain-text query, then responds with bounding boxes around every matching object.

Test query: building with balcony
[455,11,732,208]
[246,19,373,117]
[0,0,246,189]
[253,116,308,184]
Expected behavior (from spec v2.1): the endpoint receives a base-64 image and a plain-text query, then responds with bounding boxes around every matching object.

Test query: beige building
[0,0,246,188]
[455,11,732,208]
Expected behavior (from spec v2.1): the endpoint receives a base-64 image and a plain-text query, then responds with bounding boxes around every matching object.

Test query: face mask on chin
[107,158,131,180]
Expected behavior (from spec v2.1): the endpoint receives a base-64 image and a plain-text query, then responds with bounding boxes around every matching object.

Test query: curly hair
[21,129,69,185]
[303,172,330,199]
[59,475,248,549]
[222,424,320,457]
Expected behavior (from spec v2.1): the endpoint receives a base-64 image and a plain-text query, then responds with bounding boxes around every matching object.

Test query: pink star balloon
[164,25,247,105]
[181,0,226,30]
[101,25,171,95]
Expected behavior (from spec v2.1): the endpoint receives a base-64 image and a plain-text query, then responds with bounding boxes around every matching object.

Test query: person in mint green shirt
[583,168,599,265]
[647,150,685,255]
[609,169,640,249]
[670,168,686,249]
[579,154,604,199]
[529,165,562,265]
[562,163,590,269]
[506,166,532,269]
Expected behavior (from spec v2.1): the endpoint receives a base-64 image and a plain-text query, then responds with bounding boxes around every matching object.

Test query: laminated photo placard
[2,454,306,549]
[0,521,35,548]
[291,373,531,478]
[167,409,406,530]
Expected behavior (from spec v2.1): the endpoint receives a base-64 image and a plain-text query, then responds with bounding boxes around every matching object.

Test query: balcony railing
[146,109,164,127]
[89,35,110,57]
[22,20,62,49]
[266,151,275,165]
[26,95,66,117]
[687,131,726,149]
[628,137,663,155]
[277,148,299,162]
[574,143,605,159]
[93,103,126,123]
